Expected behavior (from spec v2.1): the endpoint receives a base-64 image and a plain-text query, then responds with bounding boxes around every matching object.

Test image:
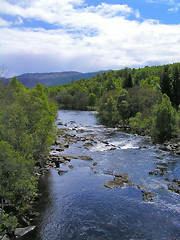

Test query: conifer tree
[123,73,133,88]
[160,65,171,99]
[171,65,180,109]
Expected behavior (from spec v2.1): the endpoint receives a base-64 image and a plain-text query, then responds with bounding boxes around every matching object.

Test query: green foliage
[88,93,97,109]
[97,91,119,126]
[128,85,158,117]
[123,73,133,88]
[171,65,180,109]
[56,91,73,109]
[0,83,56,160]
[160,65,171,99]
[72,91,88,110]
[0,209,18,234]
[153,94,177,142]
[0,80,56,230]
[129,113,154,135]
[117,89,130,123]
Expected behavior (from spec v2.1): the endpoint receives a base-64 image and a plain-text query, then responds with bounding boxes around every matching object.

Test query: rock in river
[14,226,36,237]
[142,191,154,202]
[104,173,134,189]
[58,170,68,175]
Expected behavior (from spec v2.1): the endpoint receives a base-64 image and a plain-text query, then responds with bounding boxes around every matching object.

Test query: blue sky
[0,0,180,76]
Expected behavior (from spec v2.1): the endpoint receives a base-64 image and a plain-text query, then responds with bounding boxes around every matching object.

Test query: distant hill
[7,71,105,88]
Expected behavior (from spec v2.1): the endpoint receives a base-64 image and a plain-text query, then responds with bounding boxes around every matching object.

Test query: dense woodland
[0,77,56,235]
[0,62,180,235]
[46,63,180,142]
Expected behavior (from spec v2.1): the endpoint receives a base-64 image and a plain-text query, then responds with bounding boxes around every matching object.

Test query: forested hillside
[5,71,105,88]
[0,78,56,235]
[46,63,180,142]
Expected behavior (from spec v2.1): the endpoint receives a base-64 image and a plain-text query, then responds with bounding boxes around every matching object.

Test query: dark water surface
[21,110,180,240]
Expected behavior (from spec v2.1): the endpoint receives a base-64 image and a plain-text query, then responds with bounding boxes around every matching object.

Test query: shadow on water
[18,171,52,240]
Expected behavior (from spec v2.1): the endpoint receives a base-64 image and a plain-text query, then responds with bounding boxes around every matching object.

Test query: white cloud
[0,0,180,75]
[0,17,11,26]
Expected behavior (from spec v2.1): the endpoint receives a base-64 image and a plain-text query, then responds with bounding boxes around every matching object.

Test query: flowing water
[21,110,180,240]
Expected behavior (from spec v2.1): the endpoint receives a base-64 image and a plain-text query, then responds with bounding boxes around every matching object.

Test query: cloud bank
[0,0,180,75]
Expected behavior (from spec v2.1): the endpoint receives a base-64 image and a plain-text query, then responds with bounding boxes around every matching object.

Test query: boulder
[104,180,125,189]
[14,226,36,237]
[2,234,10,240]
[115,173,129,182]
[104,173,133,189]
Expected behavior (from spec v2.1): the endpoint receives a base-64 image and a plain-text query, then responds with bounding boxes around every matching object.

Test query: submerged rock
[136,184,147,190]
[68,165,74,169]
[142,191,154,202]
[58,170,68,175]
[83,142,94,147]
[149,167,168,176]
[78,155,93,161]
[167,178,180,194]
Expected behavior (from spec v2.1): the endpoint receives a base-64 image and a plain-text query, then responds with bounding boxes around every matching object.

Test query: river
[21,110,180,240]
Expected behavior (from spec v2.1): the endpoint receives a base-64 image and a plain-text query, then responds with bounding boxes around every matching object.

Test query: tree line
[46,63,180,142]
[0,77,56,235]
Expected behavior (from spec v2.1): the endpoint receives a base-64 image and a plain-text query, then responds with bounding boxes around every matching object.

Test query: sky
[0,0,180,76]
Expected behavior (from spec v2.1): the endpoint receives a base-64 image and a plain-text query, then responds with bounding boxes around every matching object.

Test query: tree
[160,65,171,99]
[117,89,130,123]
[97,90,119,126]
[153,94,177,142]
[0,140,37,217]
[105,78,116,91]
[123,73,133,88]
[56,91,73,109]
[0,79,56,233]
[72,91,88,110]
[88,93,97,109]
[171,65,180,109]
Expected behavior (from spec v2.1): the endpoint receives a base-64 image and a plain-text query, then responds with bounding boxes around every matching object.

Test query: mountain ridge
[7,70,106,88]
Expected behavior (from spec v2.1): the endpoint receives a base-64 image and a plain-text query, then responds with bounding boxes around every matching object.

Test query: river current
[21,110,180,240]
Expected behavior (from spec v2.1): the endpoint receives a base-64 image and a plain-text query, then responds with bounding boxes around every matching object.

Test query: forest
[0,62,180,236]
[46,63,180,142]
[0,77,56,236]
